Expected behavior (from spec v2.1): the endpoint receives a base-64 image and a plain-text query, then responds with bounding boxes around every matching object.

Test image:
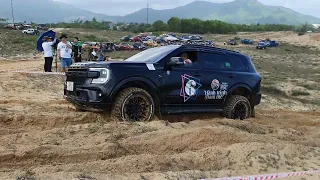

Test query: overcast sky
[53,0,320,18]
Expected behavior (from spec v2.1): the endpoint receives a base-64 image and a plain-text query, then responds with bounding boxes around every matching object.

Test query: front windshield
[125,46,178,63]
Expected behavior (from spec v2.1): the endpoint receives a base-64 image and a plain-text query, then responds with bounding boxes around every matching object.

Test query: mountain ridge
[119,0,320,25]
[0,0,319,25]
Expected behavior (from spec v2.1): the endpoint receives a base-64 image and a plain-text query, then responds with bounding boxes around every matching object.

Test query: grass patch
[261,86,288,97]
[276,43,319,54]
[299,84,318,90]
[76,173,97,180]
[291,90,310,96]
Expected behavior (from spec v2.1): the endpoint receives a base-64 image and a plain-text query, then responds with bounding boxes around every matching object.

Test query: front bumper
[64,87,111,110]
[251,91,262,106]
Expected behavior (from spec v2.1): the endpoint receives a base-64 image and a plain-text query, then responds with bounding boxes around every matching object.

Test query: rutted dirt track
[0,60,320,180]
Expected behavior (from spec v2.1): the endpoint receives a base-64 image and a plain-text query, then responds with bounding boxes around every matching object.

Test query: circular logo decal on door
[211,79,220,90]
[185,80,197,96]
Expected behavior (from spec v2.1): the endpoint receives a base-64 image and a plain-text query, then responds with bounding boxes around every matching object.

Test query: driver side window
[175,51,198,67]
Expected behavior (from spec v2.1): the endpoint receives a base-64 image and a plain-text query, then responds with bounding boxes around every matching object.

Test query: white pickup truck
[22,29,39,35]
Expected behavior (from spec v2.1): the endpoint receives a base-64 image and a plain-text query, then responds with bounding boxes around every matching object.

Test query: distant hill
[119,0,320,25]
[0,0,119,23]
[1,0,319,25]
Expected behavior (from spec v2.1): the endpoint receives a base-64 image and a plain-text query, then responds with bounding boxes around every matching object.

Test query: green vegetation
[49,17,295,34]
[296,23,314,35]
[291,90,311,96]
[0,18,8,27]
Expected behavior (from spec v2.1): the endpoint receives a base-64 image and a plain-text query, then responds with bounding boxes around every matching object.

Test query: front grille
[66,68,88,85]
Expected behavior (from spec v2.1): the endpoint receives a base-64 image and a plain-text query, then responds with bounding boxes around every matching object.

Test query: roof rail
[180,44,240,54]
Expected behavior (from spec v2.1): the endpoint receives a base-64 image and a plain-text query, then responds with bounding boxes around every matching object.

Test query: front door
[163,50,204,105]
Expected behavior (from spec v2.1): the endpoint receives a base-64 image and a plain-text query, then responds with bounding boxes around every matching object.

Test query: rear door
[197,51,247,106]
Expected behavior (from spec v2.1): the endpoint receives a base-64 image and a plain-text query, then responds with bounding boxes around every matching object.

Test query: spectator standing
[72,37,82,62]
[42,36,56,72]
[57,34,72,72]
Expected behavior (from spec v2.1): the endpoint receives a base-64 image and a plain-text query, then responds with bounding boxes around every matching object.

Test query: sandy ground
[0,58,319,180]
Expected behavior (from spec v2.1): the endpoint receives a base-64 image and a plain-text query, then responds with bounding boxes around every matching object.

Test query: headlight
[89,68,109,84]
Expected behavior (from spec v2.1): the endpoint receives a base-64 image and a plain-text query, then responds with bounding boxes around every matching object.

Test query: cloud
[53,0,320,18]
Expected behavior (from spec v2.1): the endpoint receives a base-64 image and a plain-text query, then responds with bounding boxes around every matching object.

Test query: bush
[291,90,310,96]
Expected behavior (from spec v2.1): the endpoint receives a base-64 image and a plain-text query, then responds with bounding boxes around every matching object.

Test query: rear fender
[224,83,252,103]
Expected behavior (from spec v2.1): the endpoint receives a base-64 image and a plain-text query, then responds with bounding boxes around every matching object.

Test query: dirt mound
[311,34,320,41]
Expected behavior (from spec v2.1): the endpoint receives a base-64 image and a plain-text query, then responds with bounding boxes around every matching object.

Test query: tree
[152,20,167,31]
[167,17,181,32]
[48,16,296,34]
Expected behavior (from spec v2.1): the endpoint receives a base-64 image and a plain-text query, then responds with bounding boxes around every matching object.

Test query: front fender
[110,76,158,100]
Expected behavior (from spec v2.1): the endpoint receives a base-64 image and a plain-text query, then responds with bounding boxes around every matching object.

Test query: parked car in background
[130,36,140,42]
[256,42,267,49]
[189,35,201,41]
[120,36,131,42]
[227,39,237,45]
[168,32,177,37]
[164,35,179,42]
[266,40,280,47]
[205,40,215,46]
[140,37,148,42]
[143,40,161,47]
[241,39,254,44]
[139,32,149,37]
[118,42,134,51]
[22,29,39,35]
[132,42,147,50]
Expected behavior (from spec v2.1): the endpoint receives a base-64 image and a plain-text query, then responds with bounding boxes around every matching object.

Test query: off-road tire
[111,87,154,122]
[223,95,251,120]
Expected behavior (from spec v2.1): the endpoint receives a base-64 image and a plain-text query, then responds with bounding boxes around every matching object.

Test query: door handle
[228,74,236,78]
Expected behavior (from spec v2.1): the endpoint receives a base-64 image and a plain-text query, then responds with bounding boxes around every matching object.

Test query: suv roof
[179,44,240,54]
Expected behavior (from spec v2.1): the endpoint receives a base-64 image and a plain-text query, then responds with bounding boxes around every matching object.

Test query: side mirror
[167,57,184,66]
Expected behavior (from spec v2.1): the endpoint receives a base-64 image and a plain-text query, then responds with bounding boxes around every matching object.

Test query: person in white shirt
[42,36,56,72]
[57,34,73,72]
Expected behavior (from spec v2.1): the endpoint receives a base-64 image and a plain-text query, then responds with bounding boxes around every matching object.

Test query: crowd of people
[41,34,109,72]
[41,34,204,72]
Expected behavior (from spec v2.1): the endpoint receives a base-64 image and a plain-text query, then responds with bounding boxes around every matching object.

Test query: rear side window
[200,52,247,71]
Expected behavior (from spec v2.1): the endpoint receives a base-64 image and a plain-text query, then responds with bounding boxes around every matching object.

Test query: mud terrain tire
[223,95,251,120]
[111,87,154,122]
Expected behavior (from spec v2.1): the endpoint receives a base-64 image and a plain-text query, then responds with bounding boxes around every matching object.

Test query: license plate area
[66,81,74,91]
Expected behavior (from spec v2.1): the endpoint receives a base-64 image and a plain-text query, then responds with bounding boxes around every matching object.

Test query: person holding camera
[42,36,56,72]
[57,34,73,72]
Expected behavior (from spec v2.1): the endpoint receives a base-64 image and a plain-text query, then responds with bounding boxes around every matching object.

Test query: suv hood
[70,61,157,69]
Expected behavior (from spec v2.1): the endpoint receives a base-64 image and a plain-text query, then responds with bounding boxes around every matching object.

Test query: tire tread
[111,87,154,121]
[223,95,251,119]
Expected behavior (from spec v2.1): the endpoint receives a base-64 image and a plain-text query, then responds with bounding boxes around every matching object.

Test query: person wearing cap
[42,36,57,72]
[72,37,82,62]
[57,34,73,72]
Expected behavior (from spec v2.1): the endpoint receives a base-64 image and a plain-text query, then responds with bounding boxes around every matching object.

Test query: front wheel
[223,95,251,120]
[111,87,155,122]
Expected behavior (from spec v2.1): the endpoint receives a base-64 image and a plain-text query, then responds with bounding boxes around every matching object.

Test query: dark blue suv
[64,45,261,121]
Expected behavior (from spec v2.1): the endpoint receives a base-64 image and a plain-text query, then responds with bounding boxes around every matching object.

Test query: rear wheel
[223,95,251,120]
[111,87,154,122]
